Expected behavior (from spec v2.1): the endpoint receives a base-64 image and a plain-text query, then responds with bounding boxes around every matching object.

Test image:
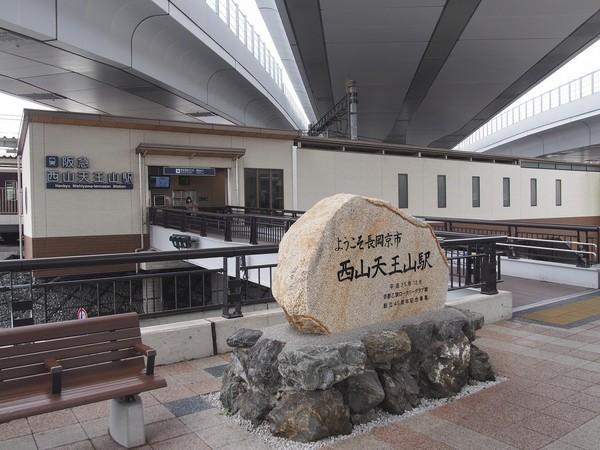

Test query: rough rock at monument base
[220,307,495,442]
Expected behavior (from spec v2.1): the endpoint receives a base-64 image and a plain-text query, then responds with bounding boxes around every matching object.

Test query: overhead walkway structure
[0,0,309,130]
[457,69,600,161]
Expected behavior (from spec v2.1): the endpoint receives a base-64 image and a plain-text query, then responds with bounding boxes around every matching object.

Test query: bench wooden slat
[0,313,139,346]
[0,349,143,381]
[0,359,145,397]
[0,327,141,359]
[0,372,166,423]
[0,337,142,370]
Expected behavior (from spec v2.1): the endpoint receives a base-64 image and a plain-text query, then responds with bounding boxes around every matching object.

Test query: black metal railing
[422,216,599,267]
[440,236,505,293]
[149,207,296,244]
[0,245,278,327]
[0,235,505,328]
[208,205,304,218]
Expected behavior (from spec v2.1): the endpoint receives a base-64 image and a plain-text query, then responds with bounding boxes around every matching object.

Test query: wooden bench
[0,313,166,446]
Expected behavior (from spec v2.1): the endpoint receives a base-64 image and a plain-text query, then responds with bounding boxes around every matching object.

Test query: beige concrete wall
[23,123,294,239]
[297,148,600,220]
[26,123,140,238]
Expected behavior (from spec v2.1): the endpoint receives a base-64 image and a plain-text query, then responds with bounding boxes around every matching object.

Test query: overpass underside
[0,1,305,130]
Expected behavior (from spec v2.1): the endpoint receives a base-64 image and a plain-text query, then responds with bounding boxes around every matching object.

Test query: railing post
[181,212,187,232]
[576,244,588,268]
[481,242,498,295]
[249,216,258,245]
[597,227,600,264]
[224,216,232,242]
[222,256,243,319]
[200,217,207,237]
[164,210,169,229]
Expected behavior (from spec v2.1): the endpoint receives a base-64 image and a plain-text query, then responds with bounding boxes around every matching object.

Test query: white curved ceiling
[0,0,305,130]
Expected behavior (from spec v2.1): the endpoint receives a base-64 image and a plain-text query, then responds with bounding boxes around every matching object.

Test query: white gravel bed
[205,377,506,449]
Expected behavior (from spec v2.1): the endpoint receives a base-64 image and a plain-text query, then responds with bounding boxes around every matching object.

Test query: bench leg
[109,395,145,448]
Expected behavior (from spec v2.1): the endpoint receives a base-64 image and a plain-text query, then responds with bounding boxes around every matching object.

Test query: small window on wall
[530,178,537,206]
[244,168,284,210]
[556,179,562,206]
[502,177,511,207]
[5,180,16,202]
[398,174,408,208]
[472,176,480,208]
[437,175,446,208]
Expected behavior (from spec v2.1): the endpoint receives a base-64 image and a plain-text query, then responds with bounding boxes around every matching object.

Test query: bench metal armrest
[134,343,157,376]
[44,358,63,395]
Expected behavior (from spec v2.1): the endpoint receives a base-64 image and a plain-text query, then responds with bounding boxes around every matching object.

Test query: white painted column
[292,145,298,210]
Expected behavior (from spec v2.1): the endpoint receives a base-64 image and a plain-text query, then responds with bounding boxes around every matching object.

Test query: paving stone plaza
[4,317,600,449]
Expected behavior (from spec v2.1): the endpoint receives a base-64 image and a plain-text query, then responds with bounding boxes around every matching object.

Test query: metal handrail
[498,243,597,256]
[221,205,305,217]
[440,235,507,247]
[161,207,294,222]
[0,245,280,271]
[506,236,597,248]
[418,215,600,232]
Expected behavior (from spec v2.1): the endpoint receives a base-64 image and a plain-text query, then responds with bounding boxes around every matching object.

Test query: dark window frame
[502,177,511,207]
[398,173,408,209]
[472,176,480,208]
[244,168,284,210]
[556,179,562,206]
[437,175,446,208]
[530,178,537,207]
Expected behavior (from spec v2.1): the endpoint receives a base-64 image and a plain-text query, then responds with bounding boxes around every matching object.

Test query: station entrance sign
[163,167,216,176]
[45,155,133,190]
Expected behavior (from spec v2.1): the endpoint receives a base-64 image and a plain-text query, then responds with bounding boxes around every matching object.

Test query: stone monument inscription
[273,194,449,334]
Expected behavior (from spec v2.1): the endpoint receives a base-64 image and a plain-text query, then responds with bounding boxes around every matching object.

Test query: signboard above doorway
[162,167,216,176]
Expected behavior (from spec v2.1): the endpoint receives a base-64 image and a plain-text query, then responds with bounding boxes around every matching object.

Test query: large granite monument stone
[273,193,448,334]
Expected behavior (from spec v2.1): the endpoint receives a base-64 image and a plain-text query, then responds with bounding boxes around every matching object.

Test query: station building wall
[297,148,600,221]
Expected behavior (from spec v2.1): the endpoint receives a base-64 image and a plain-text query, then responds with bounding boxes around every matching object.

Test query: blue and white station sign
[163,167,216,176]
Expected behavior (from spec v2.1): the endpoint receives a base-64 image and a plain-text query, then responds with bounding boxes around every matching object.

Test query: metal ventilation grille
[20,92,67,101]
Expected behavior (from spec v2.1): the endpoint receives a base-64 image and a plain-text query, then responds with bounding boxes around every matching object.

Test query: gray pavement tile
[542,441,586,450]
[0,435,37,450]
[561,415,600,449]
[51,440,95,450]
[204,363,228,378]
[179,408,228,432]
[403,413,517,450]
[144,404,176,424]
[80,417,108,439]
[0,418,31,441]
[195,423,251,448]
[145,418,190,444]
[91,434,151,450]
[150,433,211,450]
[33,423,87,450]
[164,395,213,417]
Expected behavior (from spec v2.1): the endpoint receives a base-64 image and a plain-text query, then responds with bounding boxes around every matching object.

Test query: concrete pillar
[346,80,358,140]
[109,395,145,448]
